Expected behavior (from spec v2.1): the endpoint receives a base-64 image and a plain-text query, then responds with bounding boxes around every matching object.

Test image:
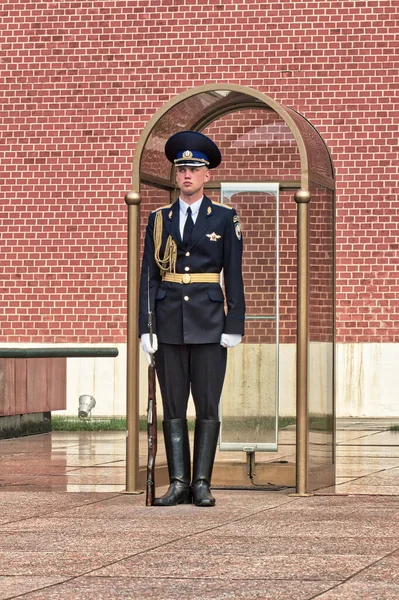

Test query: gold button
[184,296,189,301]
[185,252,190,257]
[182,273,191,284]
[184,266,190,272]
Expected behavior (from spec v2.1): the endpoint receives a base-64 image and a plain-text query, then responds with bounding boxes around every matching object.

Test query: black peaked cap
[165,130,222,169]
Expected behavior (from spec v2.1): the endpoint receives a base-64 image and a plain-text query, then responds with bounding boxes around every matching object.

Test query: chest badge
[207,232,221,242]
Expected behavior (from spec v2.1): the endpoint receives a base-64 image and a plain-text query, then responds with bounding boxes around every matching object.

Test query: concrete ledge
[0,412,51,439]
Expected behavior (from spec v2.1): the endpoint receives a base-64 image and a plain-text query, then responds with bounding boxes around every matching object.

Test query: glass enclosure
[128,84,335,493]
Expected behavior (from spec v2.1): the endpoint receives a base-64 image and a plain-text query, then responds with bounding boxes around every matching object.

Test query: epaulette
[211,200,233,210]
[151,203,173,214]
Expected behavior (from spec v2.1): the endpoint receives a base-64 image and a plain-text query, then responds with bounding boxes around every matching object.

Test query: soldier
[139,131,245,507]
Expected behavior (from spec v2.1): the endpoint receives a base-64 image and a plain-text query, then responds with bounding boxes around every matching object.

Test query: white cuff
[220,333,242,348]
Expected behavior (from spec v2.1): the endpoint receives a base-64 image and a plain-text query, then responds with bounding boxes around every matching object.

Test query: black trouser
[155,343,227,421]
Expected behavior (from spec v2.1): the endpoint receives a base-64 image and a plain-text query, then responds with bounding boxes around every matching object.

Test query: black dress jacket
[139,195,245,345]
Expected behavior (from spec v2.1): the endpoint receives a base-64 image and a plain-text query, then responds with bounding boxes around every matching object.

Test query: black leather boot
[191,419,220,507]
[153,419,192,506]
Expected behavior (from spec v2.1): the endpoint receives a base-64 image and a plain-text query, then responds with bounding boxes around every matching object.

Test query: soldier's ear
[204,169,211,182]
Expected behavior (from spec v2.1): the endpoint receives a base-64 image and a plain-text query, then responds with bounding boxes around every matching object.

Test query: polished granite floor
[1,419,399,599]
[2,418,399,495]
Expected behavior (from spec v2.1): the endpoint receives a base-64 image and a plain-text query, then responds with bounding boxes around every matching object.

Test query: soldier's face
[176,166,210,202]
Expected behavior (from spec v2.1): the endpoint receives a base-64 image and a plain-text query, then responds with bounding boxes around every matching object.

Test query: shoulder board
[211,201,233,210]
[151,203,173,214]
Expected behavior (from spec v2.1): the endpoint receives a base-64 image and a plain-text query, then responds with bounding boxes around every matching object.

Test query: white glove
[220,333,242,348]
[141,333,158,365]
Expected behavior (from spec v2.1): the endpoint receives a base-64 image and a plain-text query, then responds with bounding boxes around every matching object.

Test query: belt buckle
[182,273,191,284]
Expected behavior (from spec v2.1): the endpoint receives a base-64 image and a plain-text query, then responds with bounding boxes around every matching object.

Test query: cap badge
[207,232,221,242]
[183,150,193,158]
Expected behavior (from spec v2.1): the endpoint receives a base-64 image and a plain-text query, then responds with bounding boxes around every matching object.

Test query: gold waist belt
[162,272,220,284]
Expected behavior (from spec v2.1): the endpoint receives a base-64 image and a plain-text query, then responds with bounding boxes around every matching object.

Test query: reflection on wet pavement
[1,419,399,494]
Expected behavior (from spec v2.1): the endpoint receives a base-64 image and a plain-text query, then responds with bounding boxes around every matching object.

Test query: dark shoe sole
[194,500,215,507]
[152,498,192,507]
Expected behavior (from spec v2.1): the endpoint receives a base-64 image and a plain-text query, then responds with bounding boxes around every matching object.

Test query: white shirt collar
[179,196,203,217]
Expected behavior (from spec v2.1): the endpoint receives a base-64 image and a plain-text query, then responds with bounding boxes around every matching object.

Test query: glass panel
[203,110,301,184]
[140,94,304,187]
[221,318,277,449]
[139,89,334,189]
[285,107,334,182]
[308,184,335,479]
[140,91,264,181]
[219,184,279,451]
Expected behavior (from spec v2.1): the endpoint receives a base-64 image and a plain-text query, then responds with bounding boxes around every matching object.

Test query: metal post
[124,191,142,493]
[294,189,311,496]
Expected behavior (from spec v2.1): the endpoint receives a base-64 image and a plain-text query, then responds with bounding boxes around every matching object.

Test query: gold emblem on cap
[183,150,193,158]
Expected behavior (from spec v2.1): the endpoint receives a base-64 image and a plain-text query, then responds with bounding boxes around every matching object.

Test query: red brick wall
[1,1,398,344]
[309,185,334,344]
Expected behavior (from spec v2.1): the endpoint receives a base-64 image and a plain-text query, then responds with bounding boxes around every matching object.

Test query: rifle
[146,270,157,506]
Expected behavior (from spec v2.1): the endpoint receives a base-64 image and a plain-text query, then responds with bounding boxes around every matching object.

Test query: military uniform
[139,195,245,344]
[139,130,245,507]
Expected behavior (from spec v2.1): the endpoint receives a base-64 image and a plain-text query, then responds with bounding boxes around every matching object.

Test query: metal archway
[125,84,335,496]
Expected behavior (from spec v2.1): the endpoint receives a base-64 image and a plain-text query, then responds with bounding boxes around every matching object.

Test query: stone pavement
[2,489,399,599]
[1,421,399,599]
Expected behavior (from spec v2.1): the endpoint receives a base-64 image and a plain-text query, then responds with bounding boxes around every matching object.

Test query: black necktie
[183,206,194,246]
